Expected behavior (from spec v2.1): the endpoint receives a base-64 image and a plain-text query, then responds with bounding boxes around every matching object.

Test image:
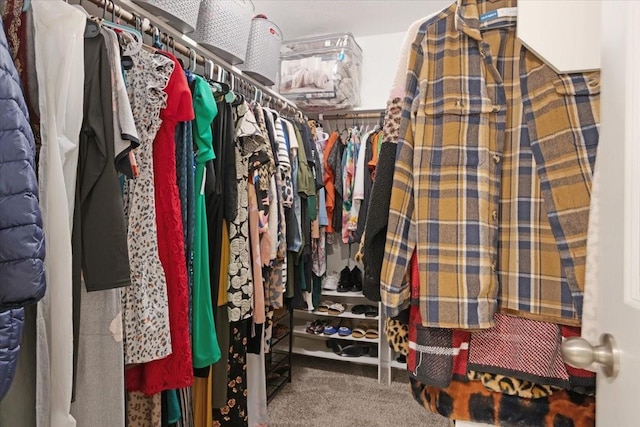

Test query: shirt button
[479,49,486,59]
[588,78,599,87]
[492,105,501,112]
[492,210,498,221]
[493,155,501,164]
[491,262,497,272]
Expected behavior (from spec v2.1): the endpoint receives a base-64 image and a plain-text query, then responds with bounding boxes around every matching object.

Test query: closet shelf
[285,337,378,367]
[265,350,290,375]
[292,324,378,344]
[270,329,291,349]
[391,360,407,370]
[321,290,367,298]
[266,373,290,403]
[294,308,379,321]
[272,308,290,325]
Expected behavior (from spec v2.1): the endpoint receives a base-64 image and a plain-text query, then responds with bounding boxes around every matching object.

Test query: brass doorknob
[561,333,619,379]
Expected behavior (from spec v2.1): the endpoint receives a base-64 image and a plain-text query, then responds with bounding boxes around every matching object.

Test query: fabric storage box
[195,0,254,65]
[279,33,362,111]
[132,0,201,34]
[241,16,282,86]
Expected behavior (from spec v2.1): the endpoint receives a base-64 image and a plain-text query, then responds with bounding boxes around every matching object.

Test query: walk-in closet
[0,0,638,426]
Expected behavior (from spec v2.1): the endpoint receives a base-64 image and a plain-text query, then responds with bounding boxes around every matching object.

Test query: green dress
[192,75,221,369]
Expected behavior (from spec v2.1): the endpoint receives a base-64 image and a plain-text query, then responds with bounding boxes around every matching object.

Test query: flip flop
[341,343,370,357]
[326,338,346,355]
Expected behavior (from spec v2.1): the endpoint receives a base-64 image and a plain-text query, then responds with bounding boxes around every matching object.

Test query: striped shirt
[381,0,599,329]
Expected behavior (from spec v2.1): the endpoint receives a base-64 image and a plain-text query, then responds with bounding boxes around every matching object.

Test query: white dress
[33,2,86,426]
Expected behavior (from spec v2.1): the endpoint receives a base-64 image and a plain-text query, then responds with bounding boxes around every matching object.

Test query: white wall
[354,31,406,111]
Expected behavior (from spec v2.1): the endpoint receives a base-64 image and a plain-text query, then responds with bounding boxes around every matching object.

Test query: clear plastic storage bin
[279,33,362,111]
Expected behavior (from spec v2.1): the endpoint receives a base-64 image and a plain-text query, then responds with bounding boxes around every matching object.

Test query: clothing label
[479,7,518,23]
[201,168,207,196]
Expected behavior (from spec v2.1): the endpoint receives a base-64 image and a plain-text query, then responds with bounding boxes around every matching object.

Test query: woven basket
[195,0,254,65]
[241,17,282,86]
[132,0,201,34]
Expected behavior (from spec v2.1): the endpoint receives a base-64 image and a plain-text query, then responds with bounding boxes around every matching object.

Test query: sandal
[327,302,347,315]
[323,319,341,335]
[364,305,379,318]
[338,319,353,337]
[351,304,369,315]
[365,324,379,340]
[351,322,368,339]
[317,300,333,312]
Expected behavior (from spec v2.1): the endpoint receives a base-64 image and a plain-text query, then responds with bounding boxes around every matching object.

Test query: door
[584,1,640,425]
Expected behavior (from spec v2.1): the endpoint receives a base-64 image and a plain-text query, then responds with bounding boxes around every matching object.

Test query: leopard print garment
[384,317,409,356]
[410,377,595,426]
[381,96,403,143]
[126,391,161,427]
[121,50,174,364]
[468,371,557,399]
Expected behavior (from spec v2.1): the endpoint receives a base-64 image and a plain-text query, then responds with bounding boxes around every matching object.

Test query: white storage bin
[279,33,362,111]
[241,16,282,86]
[132,0,201,34]
[195,0,254,65]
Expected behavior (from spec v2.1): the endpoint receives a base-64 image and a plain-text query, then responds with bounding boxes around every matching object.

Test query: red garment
[407,251,470,384]
[323,131,339,233]
[126,53,195,395]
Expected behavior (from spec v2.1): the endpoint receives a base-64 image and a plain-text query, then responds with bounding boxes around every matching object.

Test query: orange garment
[217,220,229,307]
[192,371,213,427]
[323,131,339,233]
[368,131,381,169]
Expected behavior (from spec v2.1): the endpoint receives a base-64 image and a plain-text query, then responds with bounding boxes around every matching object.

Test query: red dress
[126,53,195,395]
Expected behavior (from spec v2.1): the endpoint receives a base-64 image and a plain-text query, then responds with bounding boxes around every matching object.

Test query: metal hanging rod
[318,110,385,121]
[83,0,302,115]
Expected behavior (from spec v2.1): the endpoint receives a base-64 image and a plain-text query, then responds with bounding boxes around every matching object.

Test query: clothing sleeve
[380,37,425,318]
[165,58,195,123]
[77,36,130,292]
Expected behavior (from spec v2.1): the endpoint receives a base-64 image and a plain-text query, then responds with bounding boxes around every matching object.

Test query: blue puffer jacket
[0,19,46,400]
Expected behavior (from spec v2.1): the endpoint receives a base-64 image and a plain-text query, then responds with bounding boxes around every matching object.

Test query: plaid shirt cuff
[381,283,411,318]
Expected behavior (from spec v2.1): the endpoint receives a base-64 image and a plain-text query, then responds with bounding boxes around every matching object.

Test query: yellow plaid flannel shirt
[381,0,599,329]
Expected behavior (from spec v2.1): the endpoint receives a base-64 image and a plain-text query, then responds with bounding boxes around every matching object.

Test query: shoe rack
[275,238,405,384]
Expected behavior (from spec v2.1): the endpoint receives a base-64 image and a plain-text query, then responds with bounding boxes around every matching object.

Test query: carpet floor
[267,355,453,427]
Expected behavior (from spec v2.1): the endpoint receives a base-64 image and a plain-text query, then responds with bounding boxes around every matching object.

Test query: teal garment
[166,390,181,424]
[192,75,221,368]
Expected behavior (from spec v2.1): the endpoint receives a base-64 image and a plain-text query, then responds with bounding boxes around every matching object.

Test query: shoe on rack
[349,266,363,292]
[323,319,341,335]
[337,266,351,292]
[322,272,339,291]
[338,319,353,337]
[314,319,329,335]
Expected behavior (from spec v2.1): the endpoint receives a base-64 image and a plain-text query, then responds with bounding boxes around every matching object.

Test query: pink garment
[468,313,569,387]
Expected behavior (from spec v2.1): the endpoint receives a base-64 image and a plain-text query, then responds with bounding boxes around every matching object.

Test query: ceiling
[251,0,454,40]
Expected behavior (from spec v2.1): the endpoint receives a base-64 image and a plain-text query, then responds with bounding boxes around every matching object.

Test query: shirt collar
[455,0,517,41]
[455,0,483,41]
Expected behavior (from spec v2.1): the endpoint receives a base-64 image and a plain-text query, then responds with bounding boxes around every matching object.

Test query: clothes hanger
[225,72,238,104]
[101,3,143,56]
